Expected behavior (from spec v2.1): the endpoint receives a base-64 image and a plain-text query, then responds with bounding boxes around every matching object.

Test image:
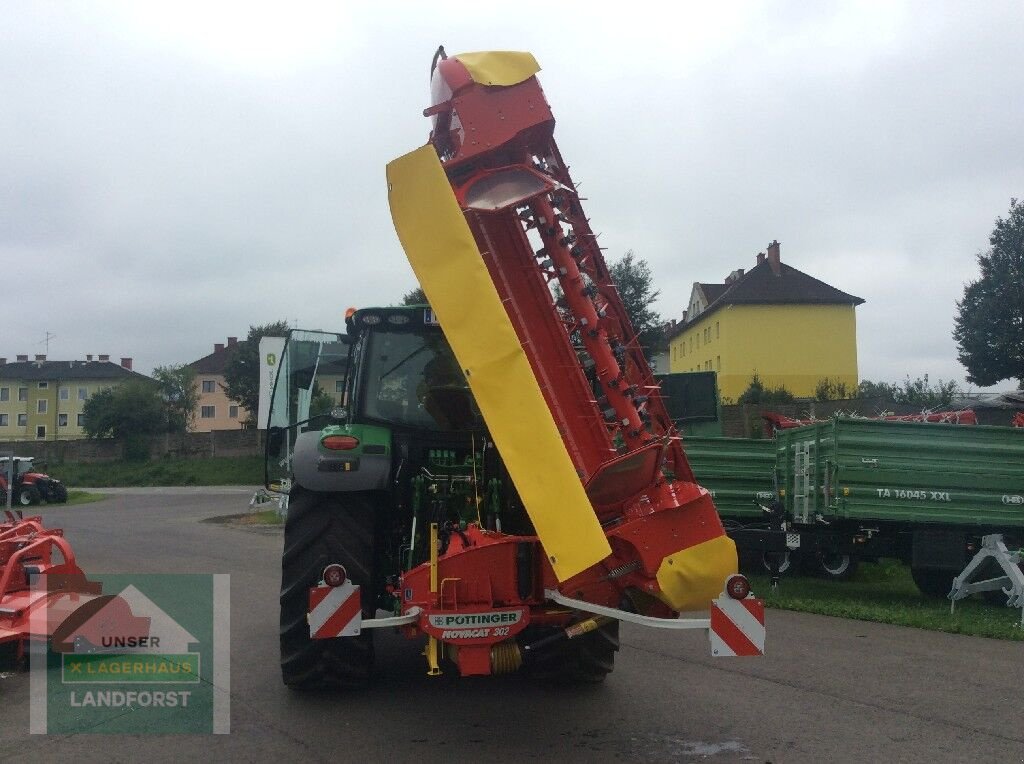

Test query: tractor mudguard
[291,426,391,493]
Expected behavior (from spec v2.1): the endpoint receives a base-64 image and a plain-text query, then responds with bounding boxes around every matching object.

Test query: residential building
[189,338,245,432]
[667,241,864,401]
[0,354,145,440]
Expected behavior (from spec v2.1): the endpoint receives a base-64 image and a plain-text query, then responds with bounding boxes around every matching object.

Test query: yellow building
[667,241,864,402]
[0,354,144,440]
[189,338,247,432]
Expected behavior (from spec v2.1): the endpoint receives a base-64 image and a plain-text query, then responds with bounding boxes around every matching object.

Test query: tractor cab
[264,306,484,500]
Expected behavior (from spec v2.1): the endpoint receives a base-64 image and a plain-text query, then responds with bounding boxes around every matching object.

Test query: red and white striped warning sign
[308,582,362,639]
[709,595,765,657]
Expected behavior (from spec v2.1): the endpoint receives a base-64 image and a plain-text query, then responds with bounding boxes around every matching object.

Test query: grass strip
[51,456,263,487]
[748,561,1023,641]
[66,490,107,506]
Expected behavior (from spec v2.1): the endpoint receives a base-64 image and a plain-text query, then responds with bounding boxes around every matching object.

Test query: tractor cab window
[361,330,478,431]
[265,330,350,489]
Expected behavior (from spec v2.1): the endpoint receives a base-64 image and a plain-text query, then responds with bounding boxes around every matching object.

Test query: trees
[953,198,1024,388]
[857,376,961,407]
[82,381,165,440]
[737,373,795,404]
[857,379,898,400]
[814,378,851,401]
[223,321,290,426]
[401,287,427,305]
[153,364,198,433]
[608,250,662,355]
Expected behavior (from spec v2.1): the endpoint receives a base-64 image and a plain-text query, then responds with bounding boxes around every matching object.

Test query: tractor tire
[526,619,619,684]
[51,483,69,503]
[17,485,41,507]
[815,552,859,581]
[280,488,376,690]
[911,567,953,599]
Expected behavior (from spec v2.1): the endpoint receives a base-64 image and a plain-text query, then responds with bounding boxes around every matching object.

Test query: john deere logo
[266,352,277,365]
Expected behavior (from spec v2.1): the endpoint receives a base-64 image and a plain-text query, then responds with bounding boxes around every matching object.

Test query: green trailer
[685,436,775,520]
[686,418,1024,593]
[776,418,1024,528]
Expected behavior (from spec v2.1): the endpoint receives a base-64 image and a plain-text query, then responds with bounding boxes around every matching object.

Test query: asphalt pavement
[1,489,1021,763]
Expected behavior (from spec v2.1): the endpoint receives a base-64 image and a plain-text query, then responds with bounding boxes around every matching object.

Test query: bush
[737,373,796,405]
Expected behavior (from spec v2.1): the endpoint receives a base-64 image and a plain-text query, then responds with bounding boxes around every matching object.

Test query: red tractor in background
[1,456,69,507]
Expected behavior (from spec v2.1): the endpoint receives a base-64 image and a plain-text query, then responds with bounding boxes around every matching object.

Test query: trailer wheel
[762,551,793,575]
[910,567,953,598]
[816,552,859,581]
[280,487,376,690]
[526,620,619,683]
[17,486,41,507]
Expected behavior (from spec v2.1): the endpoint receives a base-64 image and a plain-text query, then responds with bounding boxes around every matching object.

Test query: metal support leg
[948,534,1024,627]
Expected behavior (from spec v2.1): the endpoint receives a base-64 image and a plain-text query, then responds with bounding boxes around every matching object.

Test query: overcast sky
[3,2,1022,392]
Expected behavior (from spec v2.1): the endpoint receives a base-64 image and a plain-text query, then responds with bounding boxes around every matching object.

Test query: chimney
[35,354,46,362]
[215,343,225,353]
[757,252,766,265]
[121,357,133,370]
[227,336,238,347]
[99,354,110,362]
[767,240,781,275]
[86,354,93,361]
[17,354,28,362]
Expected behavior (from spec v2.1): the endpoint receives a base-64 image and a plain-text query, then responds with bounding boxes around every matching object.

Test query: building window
[38,381,48,389]
[202,380,216,394]
[18,414,27,427]
[716,321,720,339]
[0,414,7,426]
[681,343,685,357]
[59,386,70,401]
[335,380,345,393]
[37,399,47,414]
[36,425,46,439]
[201,406,215,418]
[0,387,8,402]
[19,387,27,402]
[716,355,721,371]
[229,405,239,419]
[77,413,85,427]
[78,387,88,401]
[58,413,68,427]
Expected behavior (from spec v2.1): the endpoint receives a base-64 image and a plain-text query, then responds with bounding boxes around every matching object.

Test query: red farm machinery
[266,49,764,687]
[0,509,108,661]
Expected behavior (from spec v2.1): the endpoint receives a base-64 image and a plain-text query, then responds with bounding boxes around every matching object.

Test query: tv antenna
[38,332,57,354]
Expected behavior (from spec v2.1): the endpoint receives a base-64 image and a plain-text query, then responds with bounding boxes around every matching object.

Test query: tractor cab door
[264,329,351,493]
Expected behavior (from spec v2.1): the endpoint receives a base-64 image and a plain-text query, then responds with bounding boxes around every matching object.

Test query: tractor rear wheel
[526,619,619,683]
[280,488,376,689]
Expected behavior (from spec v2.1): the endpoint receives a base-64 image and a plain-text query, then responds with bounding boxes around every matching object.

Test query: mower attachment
[0,515,106,659]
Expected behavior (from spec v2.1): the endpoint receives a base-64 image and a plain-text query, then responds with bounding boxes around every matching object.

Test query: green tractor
[266,307,616,688]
